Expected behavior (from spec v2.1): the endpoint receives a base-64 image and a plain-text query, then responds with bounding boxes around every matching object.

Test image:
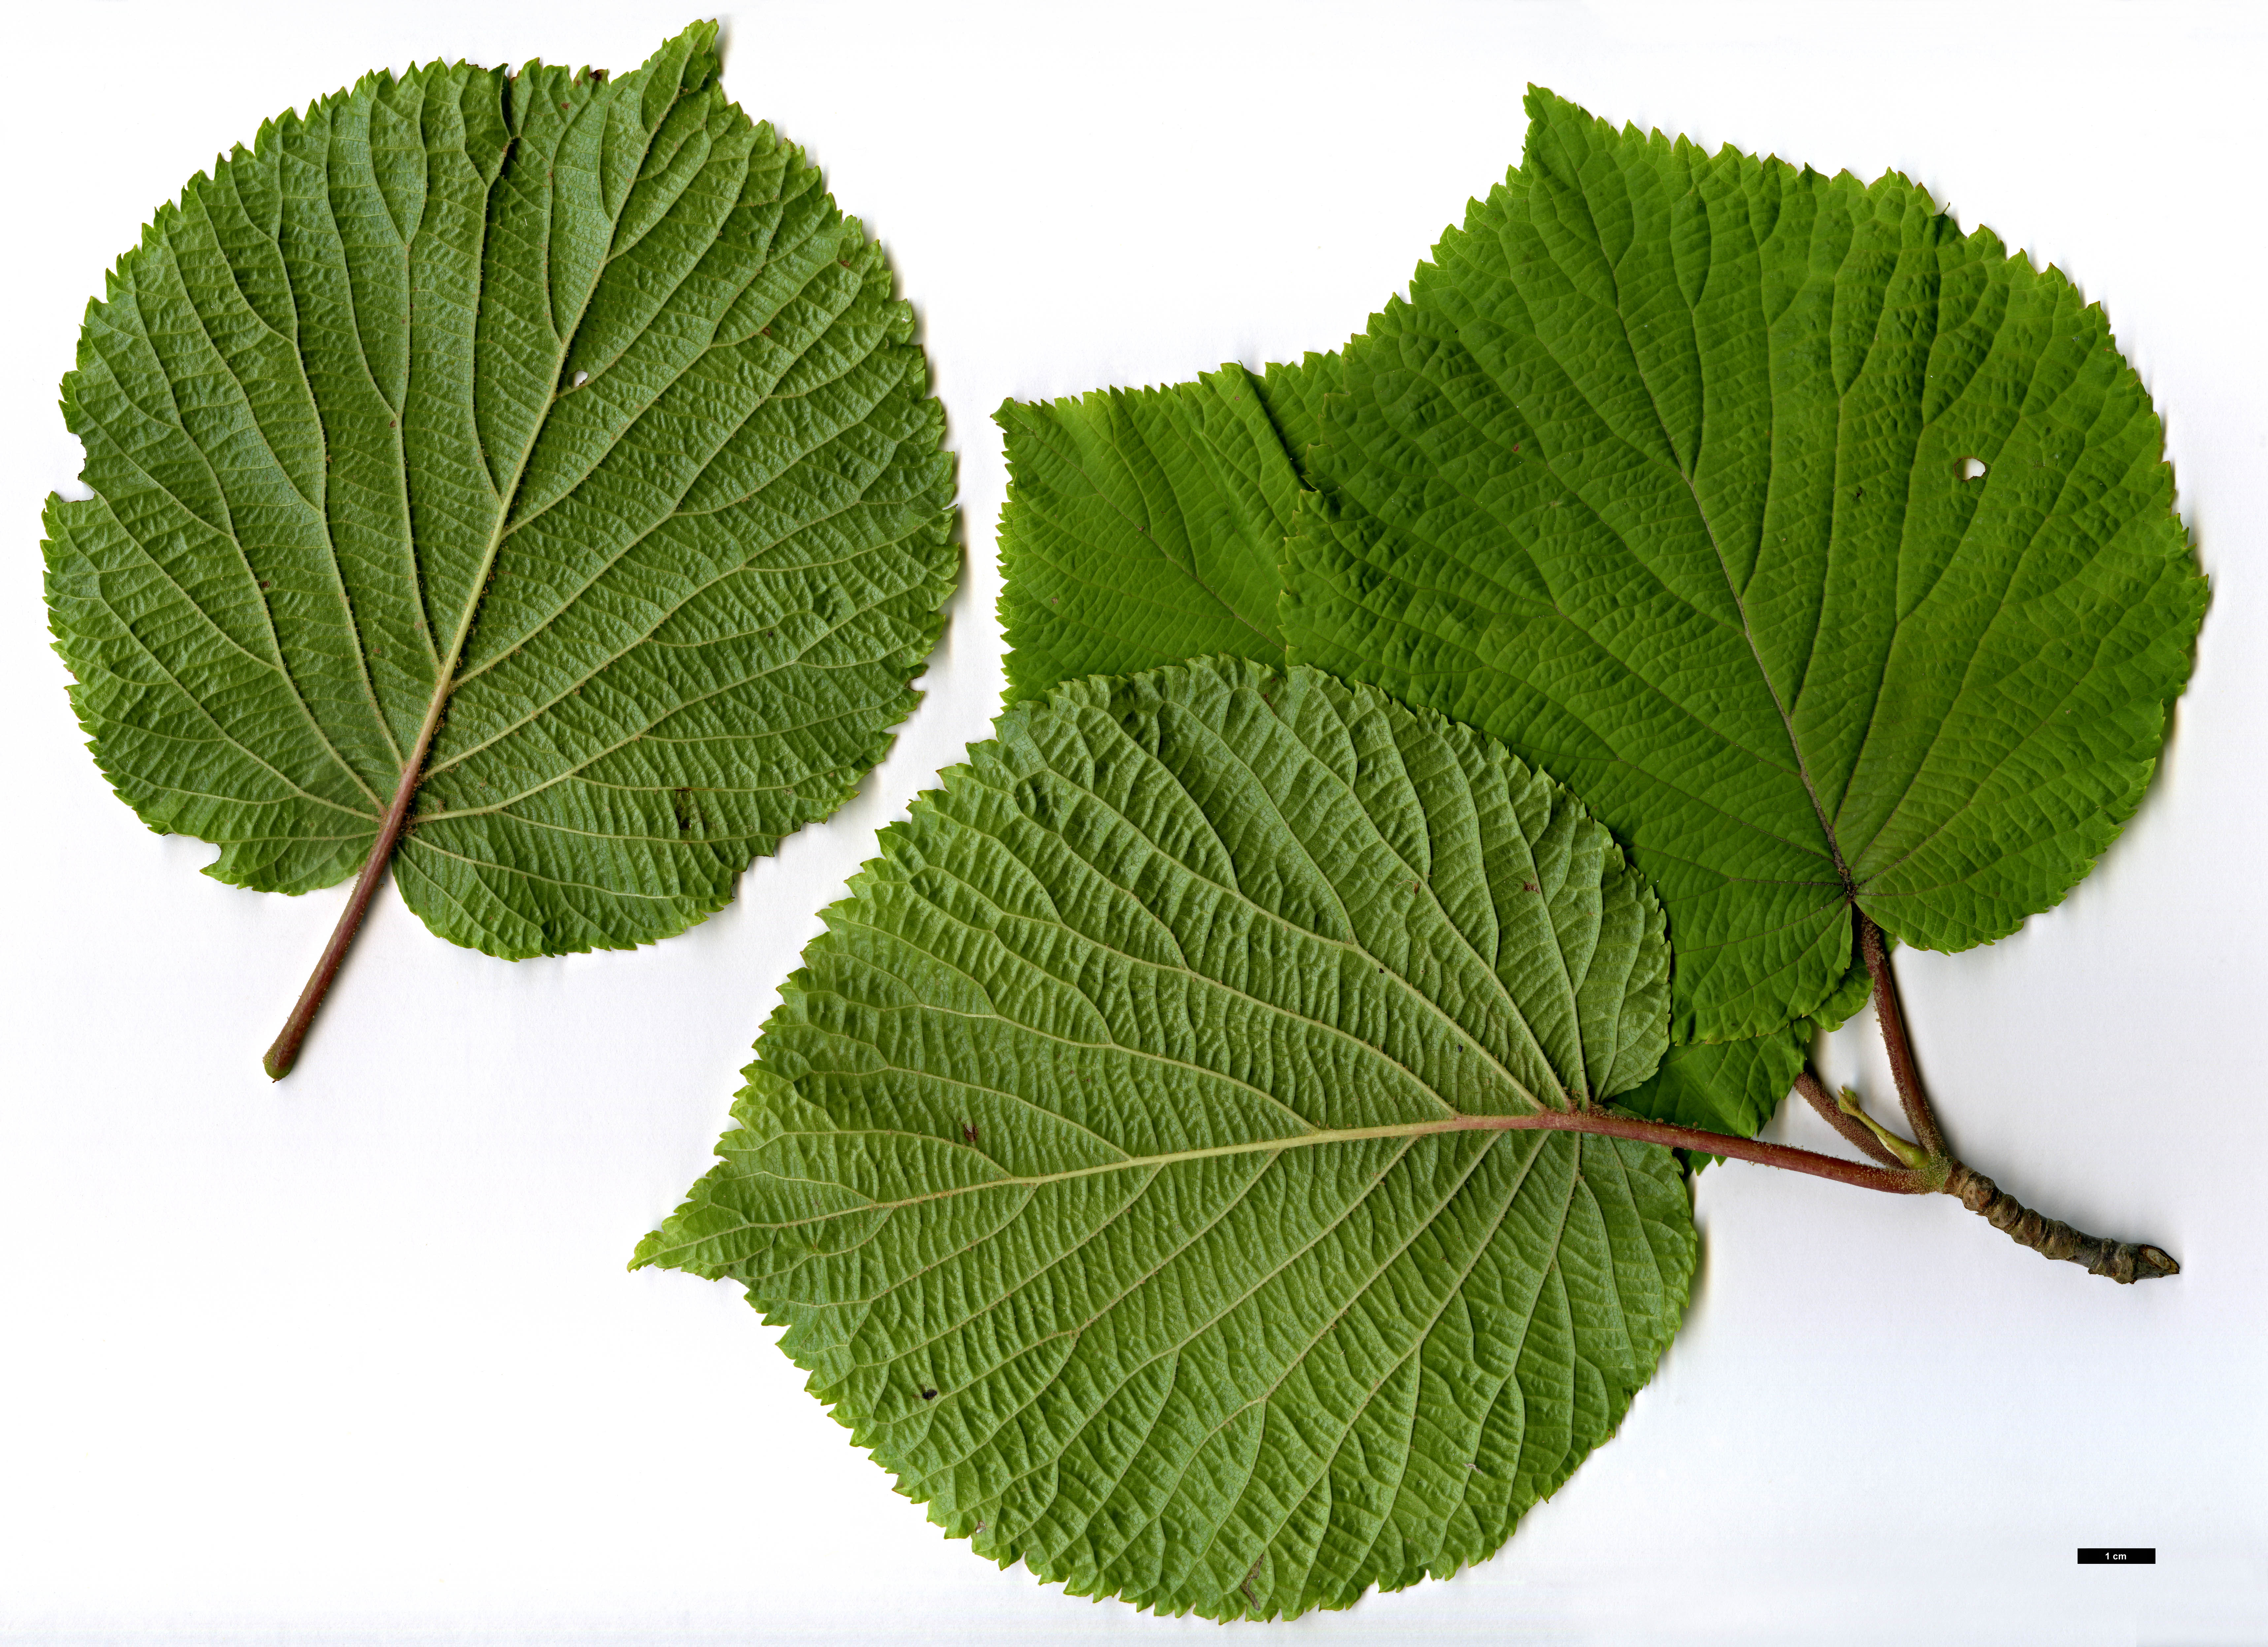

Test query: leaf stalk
[1518,1109,1931,1195]
[1857,911,1947,1159]
[261,755,426,1080]
[1779,910,2182,1283]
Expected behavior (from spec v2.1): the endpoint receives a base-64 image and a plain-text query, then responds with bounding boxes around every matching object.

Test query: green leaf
[998,88,2202,1119]
[1621,1023,1805,1145]
[638,659,1693,1620]
[998,353,1805,1143]
[42,23,955,960]
[996,365,1297,699]
[1284,88,2205,1044]
[1621,958,1867,1153]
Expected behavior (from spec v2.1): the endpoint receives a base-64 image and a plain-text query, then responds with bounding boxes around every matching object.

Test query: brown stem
[1857,910,1948,1159]
[1518,1110,1929,1195]
[261,757,424,1081]
[260,258,602,1079]
[1793,1069,1903,1168]
[1943,1165,2179,1283]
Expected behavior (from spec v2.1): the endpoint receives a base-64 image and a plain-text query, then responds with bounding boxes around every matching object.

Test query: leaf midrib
[380,72,689,828]
[1537,163,1857,906]
[690,1110,1564,1236]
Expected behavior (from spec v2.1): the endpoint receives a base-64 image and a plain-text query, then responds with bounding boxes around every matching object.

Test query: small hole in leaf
[919,1387,938,1401]
[572,370,589,388]
[1962,457,1987,481]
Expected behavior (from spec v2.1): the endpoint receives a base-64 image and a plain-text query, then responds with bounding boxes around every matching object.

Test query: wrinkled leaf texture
[43,23,955,957]
[996,88,2202,1139]
[639,659,1694,1620]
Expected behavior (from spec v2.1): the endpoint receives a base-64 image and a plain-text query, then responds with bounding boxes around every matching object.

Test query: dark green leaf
[996,90,2203,1134]
[996,365,1296,698]
[1285,89,2204,1043]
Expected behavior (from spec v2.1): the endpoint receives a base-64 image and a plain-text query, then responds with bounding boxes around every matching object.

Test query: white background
[4,3,2264,1642]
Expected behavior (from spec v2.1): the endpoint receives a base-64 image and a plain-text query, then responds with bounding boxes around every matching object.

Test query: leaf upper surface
[996,365,1298,699]
[638,659,1692,1618]
[995,91,2203,1058]
[42,23,956,956]
[1285,90,2204,1040]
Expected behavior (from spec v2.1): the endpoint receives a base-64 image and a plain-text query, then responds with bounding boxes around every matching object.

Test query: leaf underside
[42,23,956,957]
[638,660,1694,1620]
[994,87,2203,1133]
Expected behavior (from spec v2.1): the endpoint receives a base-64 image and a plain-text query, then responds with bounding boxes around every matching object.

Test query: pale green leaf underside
[42,23,956,957]
[638,660,1693,1619]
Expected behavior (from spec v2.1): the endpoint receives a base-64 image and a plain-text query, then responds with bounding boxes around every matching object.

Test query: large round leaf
[1282,89,2205,1042]
[638,660,1693,1619]
[41,24,955,957]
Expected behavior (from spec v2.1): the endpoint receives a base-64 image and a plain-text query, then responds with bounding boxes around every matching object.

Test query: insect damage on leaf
[637,659,1693,1620]
[41,21,957,1072]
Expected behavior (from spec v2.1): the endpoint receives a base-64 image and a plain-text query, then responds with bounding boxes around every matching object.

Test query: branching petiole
[1764,910,2179,1283]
